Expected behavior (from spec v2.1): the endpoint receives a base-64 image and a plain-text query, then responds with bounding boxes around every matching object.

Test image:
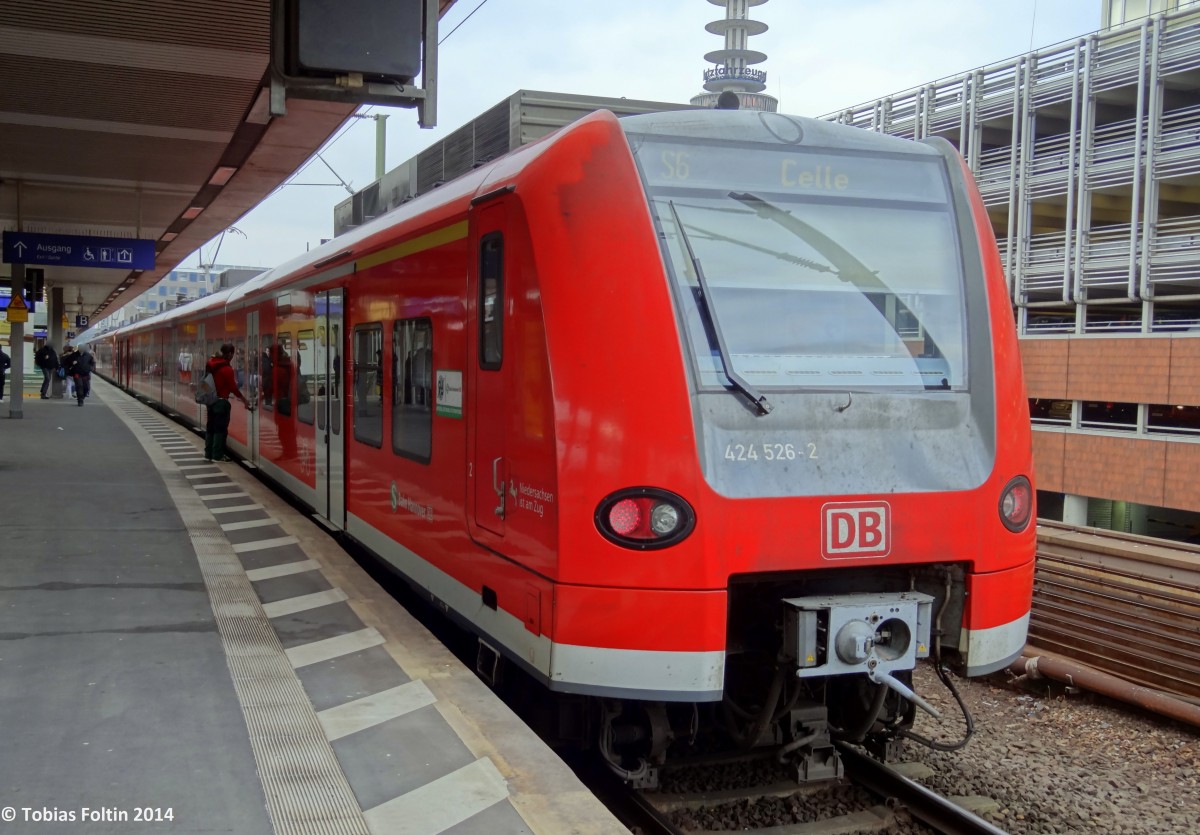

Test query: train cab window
[260,334,274,411]
[629,135,967,391]
[392,319,433,463]
[353,324,384,448]
[275,332,295,417]
[296,329,315,426]
[479,233,503,369]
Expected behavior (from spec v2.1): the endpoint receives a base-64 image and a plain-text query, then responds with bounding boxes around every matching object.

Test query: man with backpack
[202,344,252,462]
[34,342,59,399]
[67,346,96,406]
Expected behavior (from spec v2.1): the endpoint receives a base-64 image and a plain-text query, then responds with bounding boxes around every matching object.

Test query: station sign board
[2,231,155,270]
[0,287,36,313]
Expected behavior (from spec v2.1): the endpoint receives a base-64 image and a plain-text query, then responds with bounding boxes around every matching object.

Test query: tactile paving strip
[114,403,371,835]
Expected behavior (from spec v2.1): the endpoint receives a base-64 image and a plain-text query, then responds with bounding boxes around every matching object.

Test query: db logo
[822,502,891,559]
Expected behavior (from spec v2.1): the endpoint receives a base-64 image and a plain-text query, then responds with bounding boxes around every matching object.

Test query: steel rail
[836,742,1010,835]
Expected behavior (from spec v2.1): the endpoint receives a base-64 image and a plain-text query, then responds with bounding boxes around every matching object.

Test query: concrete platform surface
[0,380,624,834]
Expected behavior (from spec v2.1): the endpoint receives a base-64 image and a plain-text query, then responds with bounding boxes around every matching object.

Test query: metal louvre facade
[824,8,1200,336]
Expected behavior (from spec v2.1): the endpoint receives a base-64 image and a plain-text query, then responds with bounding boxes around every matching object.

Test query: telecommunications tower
[691,0,778,112]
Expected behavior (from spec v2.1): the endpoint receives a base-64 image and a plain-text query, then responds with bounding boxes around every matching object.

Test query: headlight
[595,487,695,550]
[999,475,1033,532]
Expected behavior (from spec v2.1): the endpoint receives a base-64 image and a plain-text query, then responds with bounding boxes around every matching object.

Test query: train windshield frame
[626,134,969,393]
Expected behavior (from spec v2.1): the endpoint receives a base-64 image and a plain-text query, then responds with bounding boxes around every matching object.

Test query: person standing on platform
[204,343,252,462]
[70,346,96,406]
[35,343,59,399]
[0,343,10,402]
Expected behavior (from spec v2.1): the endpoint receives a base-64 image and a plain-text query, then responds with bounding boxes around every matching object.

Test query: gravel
[661,663,1200,834]
[895,663,1200,834]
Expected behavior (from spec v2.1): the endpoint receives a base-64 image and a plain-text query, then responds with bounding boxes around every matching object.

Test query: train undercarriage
[557,564,975,788]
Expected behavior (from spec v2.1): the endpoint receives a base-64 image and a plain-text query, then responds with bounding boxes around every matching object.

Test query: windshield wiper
[681,221,835,273]
[729,191,885,291]
[668,201,772,416]
[729,191,952,390]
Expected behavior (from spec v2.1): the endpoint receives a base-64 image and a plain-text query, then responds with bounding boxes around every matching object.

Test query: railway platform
[0,380,624,834]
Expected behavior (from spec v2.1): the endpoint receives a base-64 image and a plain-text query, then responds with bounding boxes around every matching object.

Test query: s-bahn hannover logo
[822,501,891,559]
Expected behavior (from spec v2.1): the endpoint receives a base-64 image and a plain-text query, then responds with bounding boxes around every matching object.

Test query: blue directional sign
[2,231,155,270]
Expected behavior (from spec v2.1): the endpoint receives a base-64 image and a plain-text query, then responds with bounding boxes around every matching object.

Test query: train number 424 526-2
[724,442,818,462]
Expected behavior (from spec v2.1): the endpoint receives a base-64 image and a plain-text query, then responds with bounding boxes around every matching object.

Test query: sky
[197,0,1103,270]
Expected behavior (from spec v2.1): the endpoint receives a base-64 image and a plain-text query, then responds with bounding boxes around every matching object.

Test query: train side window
[261,334,274,411]
[233,338,246,392]
[392,319,433,463]
[296,329,315,426]
[353,323,384,448]
[479,233,503,369]
[330,324,342,436]
[276,332,295,416]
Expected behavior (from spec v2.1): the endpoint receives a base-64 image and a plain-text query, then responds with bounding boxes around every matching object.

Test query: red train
[97,109,1035,783]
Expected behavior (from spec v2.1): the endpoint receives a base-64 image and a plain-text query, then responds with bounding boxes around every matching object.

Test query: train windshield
[629,136,967,391]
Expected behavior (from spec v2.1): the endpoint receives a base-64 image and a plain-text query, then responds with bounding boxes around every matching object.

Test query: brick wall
[1021,336,1200,513]
[1021,335,1200,406]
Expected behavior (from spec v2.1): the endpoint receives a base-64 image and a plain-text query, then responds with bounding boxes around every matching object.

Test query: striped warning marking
[209,503,264,515]
[317,681,438,742]
[111,391,542,835]
[233,536,300,553]
[287,627,386,669]
[245,560,321,582]
[262,588,348,618]
[221,517,280,532]
[362,758,509,834]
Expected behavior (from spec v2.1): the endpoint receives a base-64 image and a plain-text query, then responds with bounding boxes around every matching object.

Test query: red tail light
[595,488,695,550]
[999,476,1033,532]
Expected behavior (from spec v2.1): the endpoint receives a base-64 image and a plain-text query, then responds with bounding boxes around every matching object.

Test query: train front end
[582,111,1036,780]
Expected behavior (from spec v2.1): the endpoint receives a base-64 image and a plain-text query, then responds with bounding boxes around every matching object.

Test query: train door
[246,311,260,464]
[194,323,205,424]
[468,202,511,540]
[314,289,346,528]
[172,327,187,413]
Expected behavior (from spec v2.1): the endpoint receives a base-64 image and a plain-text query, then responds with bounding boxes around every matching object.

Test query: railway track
[581,746,1009,835]
[1031,521,1200,704]
[590,522,1200,835]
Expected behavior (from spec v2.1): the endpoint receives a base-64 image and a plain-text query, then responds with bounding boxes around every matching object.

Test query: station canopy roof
[0,1,456,320]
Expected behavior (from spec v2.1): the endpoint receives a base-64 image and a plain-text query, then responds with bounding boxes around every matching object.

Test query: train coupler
[778,706,843,783]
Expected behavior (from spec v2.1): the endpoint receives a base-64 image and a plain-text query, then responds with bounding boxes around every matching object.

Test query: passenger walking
[0,343,9,402]
[35,343,59,399]
[69,346,95,406]
[204,343,252,462]
[60,345,77,399]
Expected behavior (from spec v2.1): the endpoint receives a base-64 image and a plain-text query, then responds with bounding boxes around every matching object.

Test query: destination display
[636,140,949,204]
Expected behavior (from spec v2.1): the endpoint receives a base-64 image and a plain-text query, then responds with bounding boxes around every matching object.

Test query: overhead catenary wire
[275,0,489,195]
[440,0,491,45]
[270,0,491,203]
[275,105,377,193]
